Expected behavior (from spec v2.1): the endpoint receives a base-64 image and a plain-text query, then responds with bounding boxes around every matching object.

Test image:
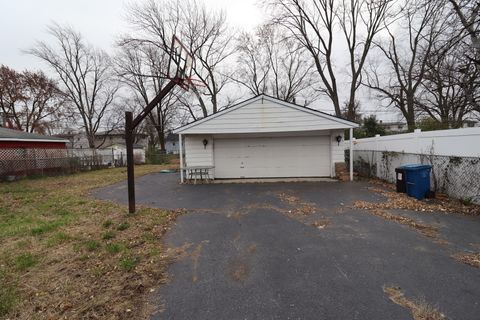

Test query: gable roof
[0,127,68,143]
[174,94,358,134]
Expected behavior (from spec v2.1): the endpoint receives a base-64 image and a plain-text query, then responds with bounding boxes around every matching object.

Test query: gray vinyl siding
[180,100,353,134]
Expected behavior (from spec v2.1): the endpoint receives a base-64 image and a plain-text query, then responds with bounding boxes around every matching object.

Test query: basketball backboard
[168,36,194,90]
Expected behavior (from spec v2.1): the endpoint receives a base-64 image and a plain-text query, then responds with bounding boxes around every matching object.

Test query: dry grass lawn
[0,165,181,319]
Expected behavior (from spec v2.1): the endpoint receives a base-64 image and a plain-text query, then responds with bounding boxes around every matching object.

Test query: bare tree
[365,0,446,131]
[233,25,318,104]
[115,41,184,150]
[266,0,393,119]
[446,0,480,117]
[0,65,25,129]
[27,24,120,148]
[0,65,64,133]
[124,0,234,119]
[234,30,271,96]
[448,0,480,57]
[419,32,480,127]
[418,50,480,128]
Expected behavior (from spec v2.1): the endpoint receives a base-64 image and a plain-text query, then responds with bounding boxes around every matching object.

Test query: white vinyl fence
[69,147,145,166]
[346,128,480,203]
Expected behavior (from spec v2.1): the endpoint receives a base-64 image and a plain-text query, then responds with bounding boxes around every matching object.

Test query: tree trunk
[331,92,341,117]
[406,92,416,131]
[87,133,96,149]
[406,115,416,132]
[156,126,166,152]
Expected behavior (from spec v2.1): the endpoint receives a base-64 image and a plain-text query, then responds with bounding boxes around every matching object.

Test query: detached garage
[174,95,358,182]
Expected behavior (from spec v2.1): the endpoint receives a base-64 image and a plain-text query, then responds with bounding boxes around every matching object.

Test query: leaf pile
[361,208,439,238]
[452,252,480,268]
[384,286,446,320]
[358,180,480,216]
[277,191,318,217]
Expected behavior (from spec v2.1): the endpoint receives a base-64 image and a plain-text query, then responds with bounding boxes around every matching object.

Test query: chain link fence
[145,149,177,164]
[0,147,115,181]
[351,150,480,203]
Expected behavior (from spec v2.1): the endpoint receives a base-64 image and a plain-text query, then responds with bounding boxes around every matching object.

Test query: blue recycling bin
[401,164,432,200]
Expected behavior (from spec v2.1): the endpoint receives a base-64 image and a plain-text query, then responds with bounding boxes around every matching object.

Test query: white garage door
[214,136,331,178]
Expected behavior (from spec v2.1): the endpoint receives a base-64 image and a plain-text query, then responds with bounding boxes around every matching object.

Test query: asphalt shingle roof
[0,127,68,142]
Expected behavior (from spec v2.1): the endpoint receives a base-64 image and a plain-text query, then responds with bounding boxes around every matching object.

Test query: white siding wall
[184,135,214,169]
[182,99,351,134]
[329,130,345,177]
[331,130,345,163]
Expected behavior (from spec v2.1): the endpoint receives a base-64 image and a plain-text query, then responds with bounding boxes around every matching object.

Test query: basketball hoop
[125,35,205,213]
[167,36,201,91]
[179,77,207,91]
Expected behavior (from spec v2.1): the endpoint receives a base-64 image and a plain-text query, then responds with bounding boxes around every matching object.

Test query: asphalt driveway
[95,173,480,320]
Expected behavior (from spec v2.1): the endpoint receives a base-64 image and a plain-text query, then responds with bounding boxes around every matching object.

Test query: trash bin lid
[400,164,432,171]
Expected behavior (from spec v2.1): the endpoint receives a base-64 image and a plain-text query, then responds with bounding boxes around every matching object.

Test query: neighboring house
[0,127,69,178]
[94,130,148,149]
[0,127,68,149]
[174,95,358,182]
[462,120,479,128]
[378,121,407,133]
[165,132,179,154]
[55,130,90,149]
[102,143,145,165]
[56,129,148,149]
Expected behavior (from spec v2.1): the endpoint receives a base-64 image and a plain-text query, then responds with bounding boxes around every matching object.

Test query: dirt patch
[226,237,256,283]
[383,286,446,320]
[167,243,194,260]
[247,244,257,254]
[227,211,244,220]
[191,242,208,283]
[365,180,480,216]
[311,219,330,229]
[228,260,250,282]
[243,203,284,214]
[452,252,480,268]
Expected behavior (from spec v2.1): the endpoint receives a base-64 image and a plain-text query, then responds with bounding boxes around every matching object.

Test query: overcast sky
[0,0,400,121]
[0,0,262,70]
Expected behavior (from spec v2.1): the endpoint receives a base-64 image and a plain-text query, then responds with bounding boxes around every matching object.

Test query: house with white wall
[378,121,407,133]
[165,132,179,154]
[174,95,358,182]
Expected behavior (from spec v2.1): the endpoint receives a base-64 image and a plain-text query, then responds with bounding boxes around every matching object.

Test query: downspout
[179,134,184,183]
[350,128,354,181]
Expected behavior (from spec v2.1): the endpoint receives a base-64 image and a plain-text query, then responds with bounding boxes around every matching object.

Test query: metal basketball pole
[125,79,177,213]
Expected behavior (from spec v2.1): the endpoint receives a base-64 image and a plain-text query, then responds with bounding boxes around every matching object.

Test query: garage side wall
[330,130,345,176]
[184,135,214,173]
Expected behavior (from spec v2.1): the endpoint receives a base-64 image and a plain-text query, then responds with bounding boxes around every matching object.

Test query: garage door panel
[214,136,330,178]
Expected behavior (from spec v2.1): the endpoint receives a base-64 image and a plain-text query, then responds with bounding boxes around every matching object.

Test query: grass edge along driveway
[0,165,182,319]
